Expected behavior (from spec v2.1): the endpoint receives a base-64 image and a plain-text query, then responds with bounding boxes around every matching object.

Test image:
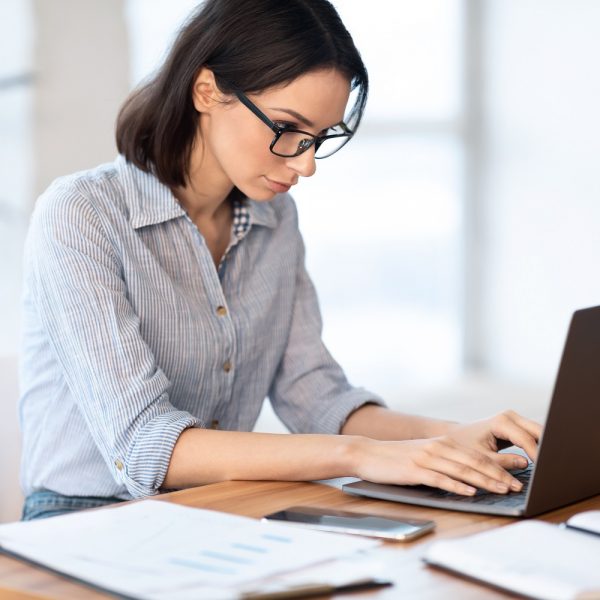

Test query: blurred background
[1,0,599,521]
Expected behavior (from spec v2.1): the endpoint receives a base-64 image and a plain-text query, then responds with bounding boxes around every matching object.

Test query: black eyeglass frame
[234,90,354,159]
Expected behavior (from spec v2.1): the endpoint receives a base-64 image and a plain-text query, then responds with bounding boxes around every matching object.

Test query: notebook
[344,305,600,516]
[423,511,600,600]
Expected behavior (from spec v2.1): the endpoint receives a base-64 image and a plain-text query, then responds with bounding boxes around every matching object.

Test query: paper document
[566,510,600,536]
[423,520,600,600]
[314,477,360,490]
[0,500,379,600]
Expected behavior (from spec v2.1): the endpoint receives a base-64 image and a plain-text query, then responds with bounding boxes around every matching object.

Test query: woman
[19,0,540,521]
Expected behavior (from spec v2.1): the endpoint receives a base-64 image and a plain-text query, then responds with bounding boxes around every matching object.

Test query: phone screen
[262,506,435,541]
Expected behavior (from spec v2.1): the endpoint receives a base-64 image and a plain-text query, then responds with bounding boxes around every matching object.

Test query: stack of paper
[0,500,380,599]
[423,519,600,600]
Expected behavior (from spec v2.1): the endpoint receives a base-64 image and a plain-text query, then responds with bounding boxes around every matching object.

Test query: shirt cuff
[114,409,203,498]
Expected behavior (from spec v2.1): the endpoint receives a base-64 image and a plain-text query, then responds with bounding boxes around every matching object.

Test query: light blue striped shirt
[19,156,383,499]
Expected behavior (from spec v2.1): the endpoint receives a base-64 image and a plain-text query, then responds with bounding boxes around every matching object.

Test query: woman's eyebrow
[269,107,315,128]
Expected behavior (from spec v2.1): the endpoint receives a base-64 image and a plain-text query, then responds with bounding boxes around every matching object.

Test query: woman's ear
[192,67,225,113]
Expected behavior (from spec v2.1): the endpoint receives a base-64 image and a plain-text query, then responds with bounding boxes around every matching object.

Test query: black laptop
[343,305,600,517]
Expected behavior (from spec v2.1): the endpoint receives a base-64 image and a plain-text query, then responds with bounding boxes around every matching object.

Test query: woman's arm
[28,188,199,499]
[162,429,355,488]
[163,409,542,496]
[341,404,457,440]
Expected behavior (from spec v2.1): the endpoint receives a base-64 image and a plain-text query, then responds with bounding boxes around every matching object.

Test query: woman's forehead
[258,69,351,126]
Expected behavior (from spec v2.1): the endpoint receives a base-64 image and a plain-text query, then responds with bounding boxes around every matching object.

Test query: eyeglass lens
[272,130,350,159]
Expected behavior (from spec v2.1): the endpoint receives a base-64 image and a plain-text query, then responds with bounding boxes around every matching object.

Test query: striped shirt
[19,155,383,500]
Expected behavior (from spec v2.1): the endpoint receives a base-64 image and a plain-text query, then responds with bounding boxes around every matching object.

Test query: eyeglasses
[234,90,354,159]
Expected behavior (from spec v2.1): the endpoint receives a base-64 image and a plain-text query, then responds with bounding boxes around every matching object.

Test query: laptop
[343,305,600,517]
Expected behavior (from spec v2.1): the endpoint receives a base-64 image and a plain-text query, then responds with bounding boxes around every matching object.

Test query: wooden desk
[1,482,599,599]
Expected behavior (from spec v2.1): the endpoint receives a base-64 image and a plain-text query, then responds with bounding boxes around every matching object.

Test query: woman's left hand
[445,410,542,470]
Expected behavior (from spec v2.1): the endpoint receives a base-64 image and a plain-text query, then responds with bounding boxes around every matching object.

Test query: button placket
[214,302,233,377]
[185,213,238,409]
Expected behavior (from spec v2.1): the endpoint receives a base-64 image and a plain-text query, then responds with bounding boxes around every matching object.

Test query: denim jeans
[21,489,125,521]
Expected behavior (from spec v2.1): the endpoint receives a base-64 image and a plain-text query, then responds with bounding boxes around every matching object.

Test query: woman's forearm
[163,407,457,490]
[162,428,360,490]
[341,404,457,440]
[162,409,541,497]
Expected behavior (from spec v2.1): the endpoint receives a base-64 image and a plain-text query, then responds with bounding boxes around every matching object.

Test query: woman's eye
[274,121,296,130]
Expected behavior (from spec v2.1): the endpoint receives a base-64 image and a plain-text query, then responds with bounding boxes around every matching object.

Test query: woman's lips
[264,176,293,194]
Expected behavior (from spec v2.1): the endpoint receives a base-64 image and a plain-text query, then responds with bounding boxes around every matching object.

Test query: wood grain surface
[1,481,598,599]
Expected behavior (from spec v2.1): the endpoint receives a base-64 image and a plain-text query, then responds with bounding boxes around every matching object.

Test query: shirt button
[216,306,227,317]
[223,360,232,373]
[114,459,124,471]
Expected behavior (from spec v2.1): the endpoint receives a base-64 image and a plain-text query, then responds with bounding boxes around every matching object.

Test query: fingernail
[495,482,508,493]
[464,486,477,495]
[511,480,523,492]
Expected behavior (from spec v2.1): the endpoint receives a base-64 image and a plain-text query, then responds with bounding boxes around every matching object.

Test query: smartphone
[262,506,435,541]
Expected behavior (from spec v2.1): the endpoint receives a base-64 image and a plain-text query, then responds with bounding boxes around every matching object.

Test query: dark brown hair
[116,0,369,187]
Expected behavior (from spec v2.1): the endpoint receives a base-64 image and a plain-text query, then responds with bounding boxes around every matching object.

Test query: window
[296,1,465,395]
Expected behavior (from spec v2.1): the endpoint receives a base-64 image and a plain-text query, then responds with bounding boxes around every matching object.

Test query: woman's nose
[285,148,317,178]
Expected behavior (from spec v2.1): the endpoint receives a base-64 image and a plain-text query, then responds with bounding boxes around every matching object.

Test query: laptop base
[342,480,527,517]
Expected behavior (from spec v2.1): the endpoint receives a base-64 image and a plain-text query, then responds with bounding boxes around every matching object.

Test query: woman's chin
[242,185,279,202]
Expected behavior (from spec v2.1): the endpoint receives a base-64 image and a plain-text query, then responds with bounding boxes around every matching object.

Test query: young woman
[19,0,540,521]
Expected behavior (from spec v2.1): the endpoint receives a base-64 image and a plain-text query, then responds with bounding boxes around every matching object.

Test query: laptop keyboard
[417,464,533,507]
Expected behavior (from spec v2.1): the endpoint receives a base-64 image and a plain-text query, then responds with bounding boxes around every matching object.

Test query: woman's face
[195,68,351,201]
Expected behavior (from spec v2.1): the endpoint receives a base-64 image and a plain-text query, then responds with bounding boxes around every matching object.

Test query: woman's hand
[351,410,542,496]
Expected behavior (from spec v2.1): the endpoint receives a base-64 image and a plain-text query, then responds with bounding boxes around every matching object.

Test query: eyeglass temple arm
[235,89,354,137]
[234,91,280,133]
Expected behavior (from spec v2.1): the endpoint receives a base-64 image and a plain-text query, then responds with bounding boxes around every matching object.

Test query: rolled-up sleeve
[29,187,201,497]
[268,232,386,435]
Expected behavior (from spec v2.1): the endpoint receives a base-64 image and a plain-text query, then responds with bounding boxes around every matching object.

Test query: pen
[240,578,393,599]
[561,522,600,538]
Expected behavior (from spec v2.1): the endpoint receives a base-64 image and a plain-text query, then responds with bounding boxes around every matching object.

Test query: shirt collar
[115,155,278,231]
[115,155,185,229]
[245,198,278,229]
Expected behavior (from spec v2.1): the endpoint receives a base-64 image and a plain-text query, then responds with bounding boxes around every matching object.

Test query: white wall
[0,0,33,524]
[33,0,130,197]
[480,0,600,383]
[0,0,33,357]
[0,0,129,523]
[0,357,21,521]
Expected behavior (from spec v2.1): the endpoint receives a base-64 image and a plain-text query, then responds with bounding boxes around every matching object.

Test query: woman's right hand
[350,422,535,496]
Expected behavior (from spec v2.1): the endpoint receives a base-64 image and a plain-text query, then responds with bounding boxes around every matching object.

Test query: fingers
[491,411,542,462]
[491,451,530,471]
[506,411,543,441]
[419,444,523,494]
[360,429,536,496]
[417,468,477,496]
